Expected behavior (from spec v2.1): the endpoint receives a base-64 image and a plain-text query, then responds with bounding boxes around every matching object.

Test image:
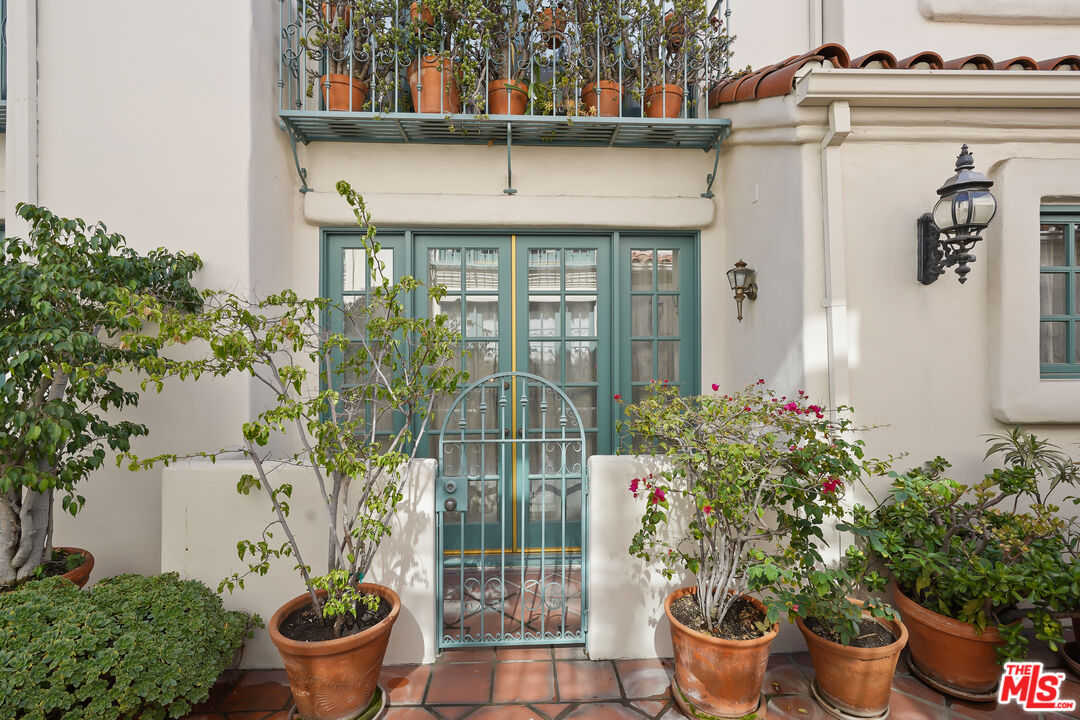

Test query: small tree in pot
[621,380,889,720]
[0,204,201,588]
[858,429,1080,699]
[564,0,632,116]
[124,182,468,720]
[404,0,493,113]
[482,0,549,115]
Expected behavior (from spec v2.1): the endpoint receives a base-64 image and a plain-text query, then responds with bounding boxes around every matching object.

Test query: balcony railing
[277,0,733,150]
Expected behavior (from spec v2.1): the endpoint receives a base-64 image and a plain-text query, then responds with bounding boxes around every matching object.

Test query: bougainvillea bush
[0,573,256,720]
[621,379,892,636]
[857,428,1080,661]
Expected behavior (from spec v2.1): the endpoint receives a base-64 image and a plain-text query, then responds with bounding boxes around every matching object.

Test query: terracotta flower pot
[407,56,462,113]
[319,2,352,24]
[318,74,369,111]
[581,81,622,117]
[643,84,684,118]
[796,600,909,718]
[409,1,433,25]
[664,12,685,52]
[538,7,567,48]
[892,582,1003,698]
[269,583,400,720]
[58,546,94,589]
[488,79,529,115]
[665,586,776,719]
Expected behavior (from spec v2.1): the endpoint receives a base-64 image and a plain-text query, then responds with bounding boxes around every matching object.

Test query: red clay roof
[708,44,1080,107]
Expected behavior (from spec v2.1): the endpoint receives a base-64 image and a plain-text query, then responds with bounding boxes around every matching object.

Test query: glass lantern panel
[968,190,996,226]
[932,196,955,232]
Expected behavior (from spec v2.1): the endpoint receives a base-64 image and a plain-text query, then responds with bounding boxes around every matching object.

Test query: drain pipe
[820,101,851,420]
[5,0,39,232]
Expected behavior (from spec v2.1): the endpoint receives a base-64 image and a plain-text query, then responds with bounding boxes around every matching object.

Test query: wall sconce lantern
[726,260,757,322]
[917,144,998,285]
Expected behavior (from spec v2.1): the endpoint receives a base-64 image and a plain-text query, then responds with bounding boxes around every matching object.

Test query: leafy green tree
[0,204,201,585]
[123,182,468,638]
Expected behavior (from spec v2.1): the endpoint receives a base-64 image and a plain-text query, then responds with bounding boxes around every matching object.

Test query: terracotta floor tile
[562,703,648,719]
[885,690,946,719]
[629,698,669,717]
[494,661,557,703]
[553,646,589,661]
[262,713,290,720]
[384,709,442,720]
[381,663,432,705]
[949,698,1041,720]
[892,674,946,705]
[433,706,479,720]
[763,664,809,696]
[614,659,672,699]
[498,646,555,661]
[555,661,622,701]
[181,715,227,720]
[425,662,494,704]
[532,702,573,718]
[237,669,291,686]
[469,706,548,719]
[895,652,913,676]
[768,653,795,669]
[226,713,279,720]
[216,677,292,712]
[790,651,814,672]
[438,647,496,663]
[766,694,829,720]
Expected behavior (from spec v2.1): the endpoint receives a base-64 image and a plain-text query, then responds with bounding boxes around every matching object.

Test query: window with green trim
[1040,206,1080,378]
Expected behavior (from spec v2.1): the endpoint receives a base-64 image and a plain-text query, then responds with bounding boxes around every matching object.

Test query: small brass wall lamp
[726,260,757,322]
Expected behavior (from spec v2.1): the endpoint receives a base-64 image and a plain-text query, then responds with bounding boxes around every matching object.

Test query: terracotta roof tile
[995,56,1039,70]
[709,44,1079,108]
[942,53,995,70]
[851,50,898,69]
[897,51,945,69]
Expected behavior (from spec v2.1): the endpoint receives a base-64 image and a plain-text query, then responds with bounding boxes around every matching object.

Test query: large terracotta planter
[581,81,622,117]
[407,56,461,113]
[58,546,94,589]
[892,583,1003,699]
[270,583,400,720]
[488,79,529,115]
[796,600,908,718]
[665,586,777,719]
[318,74,368,112]
[643,84,684,118]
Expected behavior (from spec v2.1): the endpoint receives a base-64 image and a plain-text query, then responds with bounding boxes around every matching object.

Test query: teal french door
[414,233,610,555]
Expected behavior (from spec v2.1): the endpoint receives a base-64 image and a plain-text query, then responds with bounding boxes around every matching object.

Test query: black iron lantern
[726,260,757,321]
[917,144,998,284]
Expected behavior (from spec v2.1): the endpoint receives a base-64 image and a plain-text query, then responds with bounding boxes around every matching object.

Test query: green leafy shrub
[858,428,1080,661]
[0,573,258,720]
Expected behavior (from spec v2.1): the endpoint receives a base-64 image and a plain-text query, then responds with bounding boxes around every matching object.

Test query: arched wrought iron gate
[436,372,588,647]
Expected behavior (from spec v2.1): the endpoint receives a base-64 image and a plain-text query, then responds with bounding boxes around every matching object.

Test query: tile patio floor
[184,641,1080,720]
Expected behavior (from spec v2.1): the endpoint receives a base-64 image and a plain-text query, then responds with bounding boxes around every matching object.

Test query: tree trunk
[12,489,52,581]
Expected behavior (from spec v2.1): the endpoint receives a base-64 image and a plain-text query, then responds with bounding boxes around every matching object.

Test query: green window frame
[320,229,700,455]
[1040,206,1080,378]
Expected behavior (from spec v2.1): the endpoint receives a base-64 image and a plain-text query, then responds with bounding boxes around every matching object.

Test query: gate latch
[436,475,468,513]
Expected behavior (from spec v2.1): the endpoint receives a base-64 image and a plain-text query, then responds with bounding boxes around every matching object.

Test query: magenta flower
[651,488,666,504]
[613,393,622,401]
[711,383,720,391]
[783,401,799,412]
[703,504,712,514]
[629,478,640,495]
[822,477,842,494]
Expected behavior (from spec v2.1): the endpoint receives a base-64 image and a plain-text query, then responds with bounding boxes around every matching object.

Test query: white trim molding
[920,0,1080,24]
[989,157,1080,423]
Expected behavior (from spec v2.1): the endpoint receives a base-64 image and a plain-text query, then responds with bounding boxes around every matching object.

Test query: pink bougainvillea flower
[613,393,622,401]
[783,401,799,412]
[651,488,666,504]
[757,378,765,384]
[789,445,797,451]
[712,383,720,391]
[822,477,842,494]
[703,504,712,514]
[743,405,751,411]
[792,603,799,612]
[629,478,640,494]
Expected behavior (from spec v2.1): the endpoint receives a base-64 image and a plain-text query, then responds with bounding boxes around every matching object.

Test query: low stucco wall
[161,459,437,668]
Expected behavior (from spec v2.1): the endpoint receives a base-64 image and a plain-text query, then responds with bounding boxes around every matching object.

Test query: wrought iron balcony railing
[277,0,732,147]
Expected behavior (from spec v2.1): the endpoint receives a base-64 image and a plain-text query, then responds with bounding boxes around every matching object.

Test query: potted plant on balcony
[624,0,727,118]
[405,0,492,113]
[621,380,890,720]
[860,429,1080,701]
[565,0,631,116]
[0,204,202,591]
[124,182,468,720]
[762,542,908,718]
[483,0,549,115]
[299,1,376,111]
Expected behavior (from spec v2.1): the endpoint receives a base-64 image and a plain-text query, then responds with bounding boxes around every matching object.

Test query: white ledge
[919,0,1080,24]
[304,192,716,229]
[795,70,1080,109]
